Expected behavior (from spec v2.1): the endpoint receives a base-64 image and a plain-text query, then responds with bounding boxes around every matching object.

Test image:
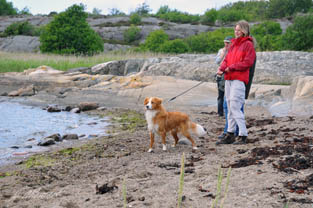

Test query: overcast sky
[11,0,244,15]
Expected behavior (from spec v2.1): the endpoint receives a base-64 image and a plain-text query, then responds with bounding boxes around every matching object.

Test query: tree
[40,4,104,55]
[18,7,31,15]
[156,5,171,17]
[108,8,125,16]
[134,2,151,16]
[0,0,17,15]
[92,8,102,15]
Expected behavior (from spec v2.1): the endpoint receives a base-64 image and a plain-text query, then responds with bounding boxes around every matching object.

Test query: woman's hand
[216,70,223,76]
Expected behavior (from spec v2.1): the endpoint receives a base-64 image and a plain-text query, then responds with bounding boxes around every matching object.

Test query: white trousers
[225,80,248,136]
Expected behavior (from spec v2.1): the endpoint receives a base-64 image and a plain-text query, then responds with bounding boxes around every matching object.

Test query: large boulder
[0,35,40,52]
[289,76,313,115]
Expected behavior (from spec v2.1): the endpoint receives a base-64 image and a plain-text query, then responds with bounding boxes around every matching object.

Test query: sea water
[0,98,109,166]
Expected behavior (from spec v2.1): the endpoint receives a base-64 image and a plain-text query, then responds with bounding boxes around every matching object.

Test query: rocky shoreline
[0,52,312,208]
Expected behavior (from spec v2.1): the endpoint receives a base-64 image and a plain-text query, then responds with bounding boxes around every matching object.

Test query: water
[0,98,109,165]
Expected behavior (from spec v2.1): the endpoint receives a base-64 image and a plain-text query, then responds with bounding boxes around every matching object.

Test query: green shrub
[201,9,218,25]
[251,21,282,36]
[251,21,283,51]
[130,13,142,25]
[156,6,200,24]
[141,29,168,52]
[123,25,141,43]
[185,28,233,53]
[4,21,37,36]
[266,0,313,18]
[257,35,283,51]
[185,33,209,53]
[159,39,189,54]
[39,4,104,55]
[217,9,246,24]
[282,14,313,51]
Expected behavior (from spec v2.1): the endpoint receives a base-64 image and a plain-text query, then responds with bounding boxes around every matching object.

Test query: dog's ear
[144,97,149,104]
[156,97,163,105]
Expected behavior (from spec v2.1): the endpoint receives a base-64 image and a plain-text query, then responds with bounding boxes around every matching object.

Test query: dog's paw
[148,148,153,153]
[162,144,167,151]
[171,144,176,148]
[192,146,198,150]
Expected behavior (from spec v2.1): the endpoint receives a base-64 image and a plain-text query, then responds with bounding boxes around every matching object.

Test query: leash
[167,81,204,102]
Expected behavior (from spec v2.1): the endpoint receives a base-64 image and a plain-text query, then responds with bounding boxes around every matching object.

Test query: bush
[251,21,282,36]
[4,21,37,36]
[185,33,209,53]
[251,21,283,51]
[141,29,168,52]
[267,0,313,18]
[185,28,233,53]
[39,4,104,55]
[201,9,218,25]
[217,9,246,24]
[130,13,142,25]
[257,35,284,51]
[156,7,200,24]
[123,25,141,43]
[0,0,17,15]
[282,14,313,51]
[159,39,189,53]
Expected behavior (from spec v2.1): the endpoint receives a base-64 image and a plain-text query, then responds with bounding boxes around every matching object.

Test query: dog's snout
[145,105,150,109]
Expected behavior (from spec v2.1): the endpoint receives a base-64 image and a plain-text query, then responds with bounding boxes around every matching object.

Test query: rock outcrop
[91,52,313,84]
[0,51,312,116]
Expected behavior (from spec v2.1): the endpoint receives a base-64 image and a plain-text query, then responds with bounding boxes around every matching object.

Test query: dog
[144,97,206,152]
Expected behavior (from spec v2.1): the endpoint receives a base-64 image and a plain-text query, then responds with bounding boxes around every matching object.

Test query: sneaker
[233,136,247,145]
[218,132,227,140]
[216,132,236,145]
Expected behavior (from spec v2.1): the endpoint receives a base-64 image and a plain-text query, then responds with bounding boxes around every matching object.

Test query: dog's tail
[190,122,207,137]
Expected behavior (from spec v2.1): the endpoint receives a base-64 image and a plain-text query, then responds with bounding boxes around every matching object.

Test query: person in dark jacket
[216,20,257,145]
[215,36,232,117]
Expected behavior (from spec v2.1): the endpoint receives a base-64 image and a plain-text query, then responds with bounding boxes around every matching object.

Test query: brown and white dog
[144,97,206,152]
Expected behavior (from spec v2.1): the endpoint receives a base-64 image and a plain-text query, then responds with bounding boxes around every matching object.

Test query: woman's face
[235,25,244,38]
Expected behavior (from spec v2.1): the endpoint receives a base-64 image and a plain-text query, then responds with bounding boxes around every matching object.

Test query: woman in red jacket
[216,20,256,145]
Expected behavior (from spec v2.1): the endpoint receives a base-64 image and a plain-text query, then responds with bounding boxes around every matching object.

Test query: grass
[177,153,185,208]
[24,154,56,168]
[211,166,232,208]
[109,110,146,132]
[0,51,168,73]
[123,177,127,208]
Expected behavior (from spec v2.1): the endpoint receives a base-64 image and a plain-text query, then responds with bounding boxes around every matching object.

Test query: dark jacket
[245,57,256,99]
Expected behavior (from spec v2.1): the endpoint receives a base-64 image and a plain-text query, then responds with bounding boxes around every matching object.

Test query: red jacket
[219,36,256,84]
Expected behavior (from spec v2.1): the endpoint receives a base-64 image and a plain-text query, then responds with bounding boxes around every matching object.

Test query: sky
[10,0,244,15]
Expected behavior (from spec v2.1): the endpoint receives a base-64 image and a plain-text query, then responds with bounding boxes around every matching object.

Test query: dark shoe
[218,132,227,140]
[233,136,247,145]
[216,132,236,145]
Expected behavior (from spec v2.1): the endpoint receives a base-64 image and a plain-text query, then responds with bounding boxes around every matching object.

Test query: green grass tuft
[177,153,185,208]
